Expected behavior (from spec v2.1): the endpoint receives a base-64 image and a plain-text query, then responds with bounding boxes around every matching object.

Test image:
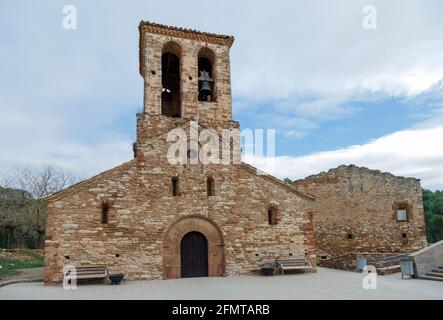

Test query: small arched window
[207,177,214,196]
[267,207,277,225]
[101,203,109,224]
[172,177,179,196]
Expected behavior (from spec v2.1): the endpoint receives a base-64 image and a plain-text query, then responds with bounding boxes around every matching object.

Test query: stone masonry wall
[294,165,427,259]
[142,30,233,123]
[43,22,317,284]
[44,151,316,284]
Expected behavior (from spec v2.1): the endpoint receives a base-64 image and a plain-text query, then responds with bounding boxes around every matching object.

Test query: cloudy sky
[1,1,443,190]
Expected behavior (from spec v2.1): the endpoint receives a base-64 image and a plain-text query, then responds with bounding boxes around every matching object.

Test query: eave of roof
[139,21,234,76]
[240,162,316,201]
[43,160,136,202]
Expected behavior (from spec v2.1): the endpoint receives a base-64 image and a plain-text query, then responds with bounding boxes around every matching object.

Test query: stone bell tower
[138,21,235,125]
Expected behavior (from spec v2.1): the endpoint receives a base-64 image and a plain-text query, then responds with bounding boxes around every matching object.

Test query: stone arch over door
[163,215,225,279]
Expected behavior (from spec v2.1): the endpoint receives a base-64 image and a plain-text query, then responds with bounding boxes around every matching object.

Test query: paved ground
[0,268,442,300]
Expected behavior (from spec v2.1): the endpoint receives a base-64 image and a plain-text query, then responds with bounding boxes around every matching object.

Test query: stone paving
[1,268,442,300]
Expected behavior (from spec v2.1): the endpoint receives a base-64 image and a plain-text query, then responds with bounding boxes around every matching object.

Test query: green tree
[1,165,78,249]
[422,188,443,243]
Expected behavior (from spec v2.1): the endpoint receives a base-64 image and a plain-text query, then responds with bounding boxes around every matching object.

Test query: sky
[0,1,443,190]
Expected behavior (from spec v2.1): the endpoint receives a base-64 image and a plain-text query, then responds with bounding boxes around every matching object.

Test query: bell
[200,80,212,95]
[198,70,213,96]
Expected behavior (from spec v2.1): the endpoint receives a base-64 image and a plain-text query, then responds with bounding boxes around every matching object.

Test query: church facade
[43,22,317,284]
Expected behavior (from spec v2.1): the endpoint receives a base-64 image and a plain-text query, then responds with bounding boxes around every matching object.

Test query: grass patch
[0,254,44,279]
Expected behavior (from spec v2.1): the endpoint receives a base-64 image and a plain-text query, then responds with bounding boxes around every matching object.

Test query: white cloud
[1,0,443,189]
[249,126,443,190]
[228,1,443,101]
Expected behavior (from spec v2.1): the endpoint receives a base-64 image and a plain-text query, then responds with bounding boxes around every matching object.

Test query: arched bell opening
[198,48,215,102]
[162,42,182,117]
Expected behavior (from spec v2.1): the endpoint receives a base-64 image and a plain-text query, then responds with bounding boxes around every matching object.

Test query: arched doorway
[180,231,208,278]
[163,216,225,279]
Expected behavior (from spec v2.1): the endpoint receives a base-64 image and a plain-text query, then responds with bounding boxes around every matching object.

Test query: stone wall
[44,21,317,283]
[319,252,408,274]
[409,239,443,277]
[319,253,357,271]
[140,22,233,123]
[294,165,427,258]
[44,153,317,284]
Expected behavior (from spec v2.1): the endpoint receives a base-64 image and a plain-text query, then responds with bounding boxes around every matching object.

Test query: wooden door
[180,231,208,278]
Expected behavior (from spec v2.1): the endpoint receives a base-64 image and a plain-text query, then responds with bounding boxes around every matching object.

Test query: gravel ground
[0,267,442,300]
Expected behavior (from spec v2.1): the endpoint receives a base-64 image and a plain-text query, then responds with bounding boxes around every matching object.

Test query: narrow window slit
[207,177,214,196]
[101,203,109,224]
[172,177,178,196]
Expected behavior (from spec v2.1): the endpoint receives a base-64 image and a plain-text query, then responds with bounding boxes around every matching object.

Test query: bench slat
[276,258,311,275]
[65,266,108,282]
[76,271,107,275]
[76,274,107,279]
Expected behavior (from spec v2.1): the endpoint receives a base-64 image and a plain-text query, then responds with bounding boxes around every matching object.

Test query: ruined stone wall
[294,165,427,258]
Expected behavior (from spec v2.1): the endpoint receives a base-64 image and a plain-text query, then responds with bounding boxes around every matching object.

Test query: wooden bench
[69,266,108,283]
[276,258,311,275]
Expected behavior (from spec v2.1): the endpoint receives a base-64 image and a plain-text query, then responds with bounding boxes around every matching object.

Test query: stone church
[43,22,318,284]
[43,22,428,284]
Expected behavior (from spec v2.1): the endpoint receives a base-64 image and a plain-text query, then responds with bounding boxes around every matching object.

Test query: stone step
[425,272,443,278]
[438,266,443,270]
[431,268,443,273]
[420,275,443,282]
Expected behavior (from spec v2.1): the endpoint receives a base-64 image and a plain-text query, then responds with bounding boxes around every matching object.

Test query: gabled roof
[43,158,314,203]
[240,162,315,201]
[43,160,136,202]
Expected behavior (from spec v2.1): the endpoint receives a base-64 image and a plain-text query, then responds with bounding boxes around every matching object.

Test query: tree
[0,187,32,248]
[422,189,443,243]
[1,164,79,248]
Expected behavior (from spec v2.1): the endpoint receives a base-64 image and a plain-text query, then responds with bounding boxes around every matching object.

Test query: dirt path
[0,267,44,287]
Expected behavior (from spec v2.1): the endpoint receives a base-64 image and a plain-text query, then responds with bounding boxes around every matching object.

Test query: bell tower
[138,21,235,124]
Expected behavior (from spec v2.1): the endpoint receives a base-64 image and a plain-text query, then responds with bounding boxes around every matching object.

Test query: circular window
[187,149,198,160]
